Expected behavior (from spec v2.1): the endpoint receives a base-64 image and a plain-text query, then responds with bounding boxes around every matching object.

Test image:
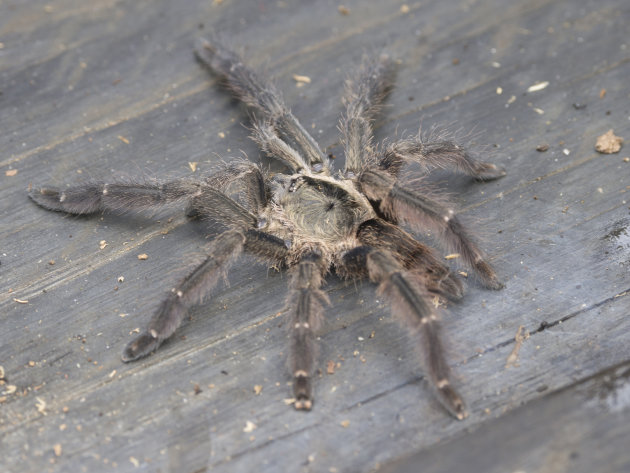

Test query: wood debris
[595,129,624,154]
[338,5,350,15]
[117,135,130,144]
[35,396,47,415]
[292,74,311,84]
[326,360,336,374]
[505,325,529,368]
[137,253,149,260]
[526,81,549,93]
[433,295,447,309]
[253,384,263,395]
[5,169,18,177]
[293,74,311,88]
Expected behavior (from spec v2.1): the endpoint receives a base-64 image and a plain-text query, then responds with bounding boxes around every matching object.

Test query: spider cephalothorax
[29,38,506,419]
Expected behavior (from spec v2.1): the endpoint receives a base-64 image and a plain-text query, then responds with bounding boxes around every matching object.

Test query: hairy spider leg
[356,218,464,300]
[29,179,202,215]
[195,37,329,173]
[341,52,394,176]
[341,246,468,420]
[359,169,503,289]
[287,252,329,410]
[122,230,245,360]
[380,136,507,180]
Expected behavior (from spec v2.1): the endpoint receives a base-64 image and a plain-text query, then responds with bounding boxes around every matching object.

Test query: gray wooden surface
[1,0,629,472]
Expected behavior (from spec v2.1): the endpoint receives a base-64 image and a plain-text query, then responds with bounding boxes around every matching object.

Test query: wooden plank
[380,361,630,473]
[1,0,629,472]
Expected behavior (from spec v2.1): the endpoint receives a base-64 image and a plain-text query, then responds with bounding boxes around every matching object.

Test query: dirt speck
[338,5,350,15]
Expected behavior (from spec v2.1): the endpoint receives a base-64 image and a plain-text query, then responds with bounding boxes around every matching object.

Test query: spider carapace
[29,37,506,419]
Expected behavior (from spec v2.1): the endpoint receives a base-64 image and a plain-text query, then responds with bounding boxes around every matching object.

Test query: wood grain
[1,0,629,472]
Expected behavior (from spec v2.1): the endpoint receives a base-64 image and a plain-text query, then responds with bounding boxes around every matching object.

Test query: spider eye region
[288,177,303,193]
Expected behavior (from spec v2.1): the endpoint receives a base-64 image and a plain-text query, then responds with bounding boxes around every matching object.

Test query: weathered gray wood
[381,361,630,473]
[1,0,629,472]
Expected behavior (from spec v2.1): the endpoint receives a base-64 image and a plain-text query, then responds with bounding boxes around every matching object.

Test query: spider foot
[293,372,313,410]
[29,184,103,214]
[427,271,465,300]
[475,260,504,290]
[121,332,161,362]
[474,163,507,181]
[435,379,468,421]
[294,396,313,411]
[28,187,65,212]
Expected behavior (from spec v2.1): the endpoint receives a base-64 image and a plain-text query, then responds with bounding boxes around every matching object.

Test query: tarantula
[29,38,506,419]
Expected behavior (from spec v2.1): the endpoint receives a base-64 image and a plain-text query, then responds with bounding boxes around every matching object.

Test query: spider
[29,38,506,420]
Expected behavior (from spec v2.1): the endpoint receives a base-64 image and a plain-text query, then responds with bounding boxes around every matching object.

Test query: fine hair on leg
[379,132,506,180]
[341,246,468,420]
[359,168,502,289]
[341,52,395,176]
[122,229,247,361]
[356,218,464,300]
[195,37,328,171]
[28,179,203,215]
[287,252,329,410]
